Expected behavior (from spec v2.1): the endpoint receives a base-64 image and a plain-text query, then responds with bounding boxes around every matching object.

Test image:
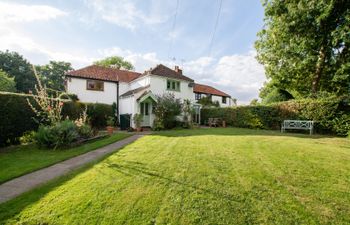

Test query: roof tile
[194,83,230,97]
[148,64,194,82]
[66,65,141,83]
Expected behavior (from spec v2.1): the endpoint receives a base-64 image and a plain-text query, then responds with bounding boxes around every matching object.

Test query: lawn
[0,128,349,224]
[0,133,131,184]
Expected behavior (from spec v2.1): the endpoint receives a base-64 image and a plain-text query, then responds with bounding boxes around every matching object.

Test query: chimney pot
[174,65,182,75]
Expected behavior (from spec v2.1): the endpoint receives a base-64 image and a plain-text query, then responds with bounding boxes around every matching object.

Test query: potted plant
[106,116,115,135]
[133,113,143,132]
[222,120,226,128]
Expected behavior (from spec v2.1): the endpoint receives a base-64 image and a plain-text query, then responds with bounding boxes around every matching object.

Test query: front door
[140,102,151,127]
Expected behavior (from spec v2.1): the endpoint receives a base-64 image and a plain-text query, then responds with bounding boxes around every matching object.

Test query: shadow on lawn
[105,159,253,206]
[152,127,336,139]
[0,145,130,223]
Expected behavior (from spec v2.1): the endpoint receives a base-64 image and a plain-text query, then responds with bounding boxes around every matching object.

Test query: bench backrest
[283,120,314,129]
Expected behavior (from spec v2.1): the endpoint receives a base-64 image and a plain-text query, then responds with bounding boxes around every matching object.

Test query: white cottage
[66,64,231,128]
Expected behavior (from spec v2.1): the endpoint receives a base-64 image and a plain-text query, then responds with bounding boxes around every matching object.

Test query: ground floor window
[195,93,202,100]
[222,96,227,104]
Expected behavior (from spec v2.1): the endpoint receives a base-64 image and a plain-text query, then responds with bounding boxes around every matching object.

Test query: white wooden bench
[208,118,220,127]
[281,120,314,135]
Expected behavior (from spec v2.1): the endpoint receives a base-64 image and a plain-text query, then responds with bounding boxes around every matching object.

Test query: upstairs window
[87,80,104,91]
[167,79,180,91]
[222,96,227,104]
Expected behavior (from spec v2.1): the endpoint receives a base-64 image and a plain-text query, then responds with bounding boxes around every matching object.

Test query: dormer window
[167,79,180,91]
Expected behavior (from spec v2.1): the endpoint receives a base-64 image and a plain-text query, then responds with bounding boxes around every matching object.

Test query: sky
[0,0,266,104]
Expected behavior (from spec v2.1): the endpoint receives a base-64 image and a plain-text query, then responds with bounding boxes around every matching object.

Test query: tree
[0,69,16,92]
[231,98,237,106]
[0,50,36,93]
[259,82,294,104]
[255,0,350,97]
[94,56,134,70]
[36,61,73,91]
[250,99,259,106]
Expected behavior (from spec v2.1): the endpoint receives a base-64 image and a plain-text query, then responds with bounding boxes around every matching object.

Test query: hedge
[0,92,113,146]
[201,96,350,136]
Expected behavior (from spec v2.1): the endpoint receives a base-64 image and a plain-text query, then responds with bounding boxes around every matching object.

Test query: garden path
[0,134,143,204]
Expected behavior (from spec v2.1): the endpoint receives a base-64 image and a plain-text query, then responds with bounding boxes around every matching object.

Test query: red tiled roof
[148,64,194,82]
[194,83,230,97]
[66,65,141,83]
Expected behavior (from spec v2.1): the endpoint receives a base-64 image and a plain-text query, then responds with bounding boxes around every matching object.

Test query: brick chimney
[174,65,182,75]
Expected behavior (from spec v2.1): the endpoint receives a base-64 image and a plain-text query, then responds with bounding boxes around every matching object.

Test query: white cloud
[0,2,67,23]
[98,47,162,72]
[177,50,266,104]
[0,2,91,67]
[84,0,171,30]
[0,28,95,67]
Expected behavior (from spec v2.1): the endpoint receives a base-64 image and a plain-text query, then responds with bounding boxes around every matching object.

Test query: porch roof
[137,91,157,103]
[120,85,150,98]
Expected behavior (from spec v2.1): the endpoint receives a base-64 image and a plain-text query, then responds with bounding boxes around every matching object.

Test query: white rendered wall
[129,76,150,90]
[119,96,135,115]
[212,95,231,107]
[118,82,129,96]
[67,77,117,105]
[149,75,194,103]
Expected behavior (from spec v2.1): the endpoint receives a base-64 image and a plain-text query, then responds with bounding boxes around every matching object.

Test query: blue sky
[0,0,266,104]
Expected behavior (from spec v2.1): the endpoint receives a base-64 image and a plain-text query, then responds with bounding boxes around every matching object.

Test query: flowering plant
[74,105,88,127]
[27,66,63,125]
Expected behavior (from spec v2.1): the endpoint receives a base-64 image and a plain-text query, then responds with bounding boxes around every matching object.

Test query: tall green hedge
[201,96,350,135]
[0,92,113,146]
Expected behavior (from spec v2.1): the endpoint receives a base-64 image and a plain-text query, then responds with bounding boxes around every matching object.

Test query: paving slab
[0,134,143,204]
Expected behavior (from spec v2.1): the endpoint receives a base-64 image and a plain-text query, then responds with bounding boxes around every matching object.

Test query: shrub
[59,93,79,101]
[0,92,39,146]
[19,131,36,144]
[153,93,182,130]
[27,67,64,125]
[132,114,143,128]
[0,70,16,92]
[86,103,114,128]
[77,124,93,139]
[0,92,113,146]
[106,116,115,126]
[331,114,350,136]
[36,120,79,148]
[182,99,194,128]
[201,96,350,135]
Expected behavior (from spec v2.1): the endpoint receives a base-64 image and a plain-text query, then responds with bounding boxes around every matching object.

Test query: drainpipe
[116,81,120,126]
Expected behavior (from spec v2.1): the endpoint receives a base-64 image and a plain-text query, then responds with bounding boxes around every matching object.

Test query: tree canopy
[36,61,73,91]
[94,56,134,70]
[0,50,36,93]
[255,0,350,99]
[0,70,16,92]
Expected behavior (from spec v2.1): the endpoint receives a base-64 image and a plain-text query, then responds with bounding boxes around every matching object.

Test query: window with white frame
[167,79,180,91]
[195,93,202,100]
[86,80,104,91]
[222,96,227,104]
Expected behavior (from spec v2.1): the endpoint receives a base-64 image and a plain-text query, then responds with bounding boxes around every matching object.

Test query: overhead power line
[167,0,180,60]
[208,0,223,57]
